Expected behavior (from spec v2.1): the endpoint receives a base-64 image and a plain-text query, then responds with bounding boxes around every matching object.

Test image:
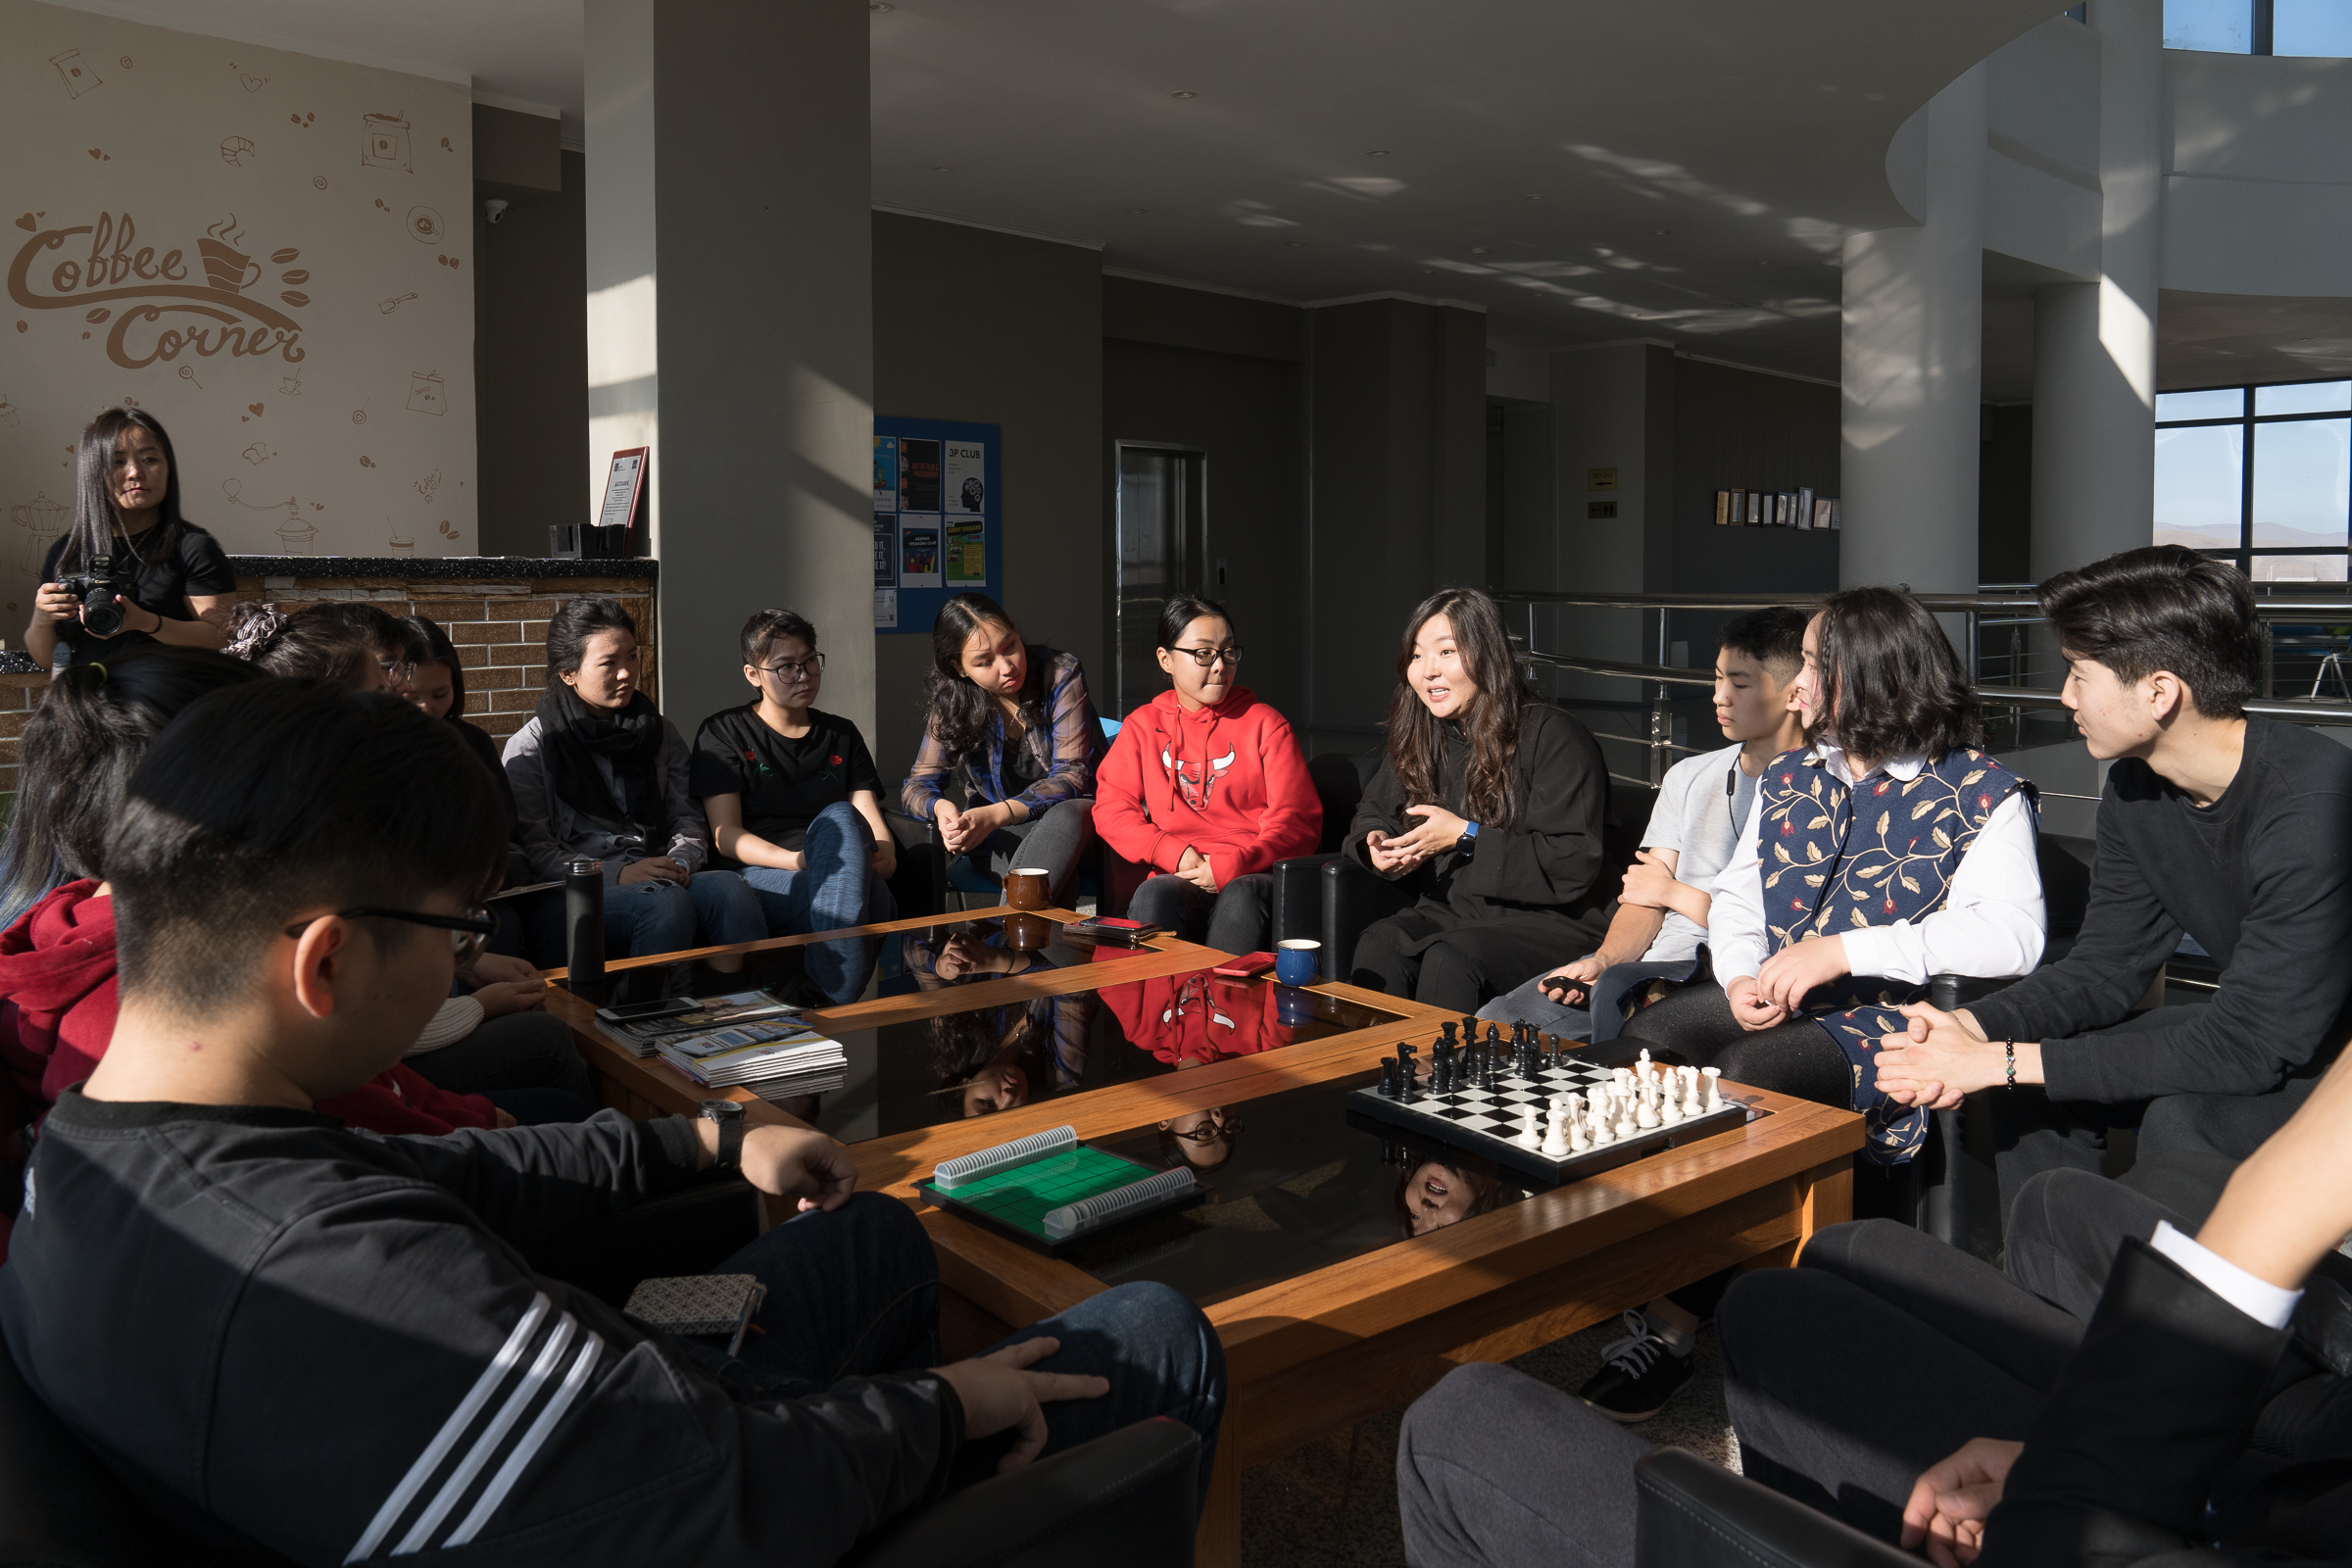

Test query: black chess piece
[1442,1020,1459,1047]
[1486,1022,1501,1047]
[1379,1059,1397,1099]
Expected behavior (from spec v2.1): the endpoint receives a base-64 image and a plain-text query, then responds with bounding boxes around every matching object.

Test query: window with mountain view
[2154,380,2351,583]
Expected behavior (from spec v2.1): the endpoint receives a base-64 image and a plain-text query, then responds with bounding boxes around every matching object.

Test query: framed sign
[597,447,649,533]
[873,416,1001,634]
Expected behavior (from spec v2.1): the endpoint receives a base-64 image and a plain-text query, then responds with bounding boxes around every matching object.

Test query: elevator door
[1114,444,1207,718]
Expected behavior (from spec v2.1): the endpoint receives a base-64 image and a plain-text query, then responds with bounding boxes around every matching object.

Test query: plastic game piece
[1542,1110,1569,1156]
[1702,1065,1723,1110]
[1636,1088,1660,1129]
[1518,1105,1542,1148]
[1569,1116,1591,1152]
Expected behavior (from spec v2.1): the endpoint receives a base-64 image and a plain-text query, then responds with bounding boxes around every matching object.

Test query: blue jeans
[739,802,898,1004]
[604,869,766,959]
[682,1192,1225,1510]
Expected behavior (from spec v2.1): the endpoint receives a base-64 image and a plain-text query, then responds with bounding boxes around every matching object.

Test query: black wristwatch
[1455,820,1481,854]
[699,1099,745,1172]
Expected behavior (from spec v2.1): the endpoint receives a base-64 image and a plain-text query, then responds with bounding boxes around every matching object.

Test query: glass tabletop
[1056,1072,1552,1306]
[564,917,1403,1142]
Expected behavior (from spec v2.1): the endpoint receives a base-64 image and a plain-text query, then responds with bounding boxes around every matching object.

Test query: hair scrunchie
[221,601,289,662]
[87,662,108,685]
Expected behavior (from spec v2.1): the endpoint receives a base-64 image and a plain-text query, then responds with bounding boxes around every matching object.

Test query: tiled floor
[1238,1316,1740,1567]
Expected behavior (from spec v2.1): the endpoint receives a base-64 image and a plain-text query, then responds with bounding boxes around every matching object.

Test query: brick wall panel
[449,620,504,646]
[489,687,540,713]
[468,666,523,692]
[491,597,560,621]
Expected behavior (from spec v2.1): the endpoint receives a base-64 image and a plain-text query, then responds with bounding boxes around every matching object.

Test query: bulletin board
[873,416,1002,635]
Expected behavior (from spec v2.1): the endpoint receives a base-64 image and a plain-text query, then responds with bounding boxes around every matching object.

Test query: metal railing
[1496,588,2352,794]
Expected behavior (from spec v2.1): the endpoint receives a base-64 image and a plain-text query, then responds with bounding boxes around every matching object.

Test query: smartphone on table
[1212,951,1278,979]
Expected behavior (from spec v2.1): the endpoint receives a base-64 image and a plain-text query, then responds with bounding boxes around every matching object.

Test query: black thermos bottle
[564,857,605,982]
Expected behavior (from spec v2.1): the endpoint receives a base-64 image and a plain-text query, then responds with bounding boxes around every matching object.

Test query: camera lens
[81,586,122,639]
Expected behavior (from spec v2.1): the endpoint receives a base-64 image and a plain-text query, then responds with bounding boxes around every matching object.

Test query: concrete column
[584,0,873,735]
[1840,65,1987,593]
[1544,342,1674,700]
[2031,0,2162,579]
[1305,298,1487,737]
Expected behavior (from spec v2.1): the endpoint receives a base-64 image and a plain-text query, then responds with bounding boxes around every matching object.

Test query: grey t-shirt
[1639,740,1755,963]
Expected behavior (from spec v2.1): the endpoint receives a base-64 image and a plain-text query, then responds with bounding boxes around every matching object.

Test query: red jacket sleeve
[392,1065,503,1130]
[1207,716,1323,887]
[1093,720,1184,872]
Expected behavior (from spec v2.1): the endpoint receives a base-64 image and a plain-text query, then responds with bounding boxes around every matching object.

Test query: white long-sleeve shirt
[1708,743,2045,986]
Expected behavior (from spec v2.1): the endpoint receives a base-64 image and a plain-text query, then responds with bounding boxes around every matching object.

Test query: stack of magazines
[592,991,802,1058]
[590,991,849,1103]
[657,1021,848,1102]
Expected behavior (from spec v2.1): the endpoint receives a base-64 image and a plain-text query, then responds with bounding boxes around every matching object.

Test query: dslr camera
[57,554,131,638]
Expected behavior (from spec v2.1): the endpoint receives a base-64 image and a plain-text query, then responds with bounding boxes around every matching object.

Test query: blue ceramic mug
[1275,938,1321,988]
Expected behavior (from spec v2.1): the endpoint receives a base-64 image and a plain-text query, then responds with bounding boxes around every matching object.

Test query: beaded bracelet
[2004,1041,2017,1088]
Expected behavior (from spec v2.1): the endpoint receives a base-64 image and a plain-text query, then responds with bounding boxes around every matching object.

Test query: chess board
[1346,1054,1756,1184]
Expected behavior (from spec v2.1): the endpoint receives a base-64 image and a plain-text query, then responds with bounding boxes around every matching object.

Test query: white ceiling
[57,0,2077,380]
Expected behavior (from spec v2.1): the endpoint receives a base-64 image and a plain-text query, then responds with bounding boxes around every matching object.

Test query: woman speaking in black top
[1343,587,1613,1012]
[24,408,236,669]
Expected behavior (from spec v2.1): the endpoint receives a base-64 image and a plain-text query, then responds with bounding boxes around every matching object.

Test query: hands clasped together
[1365,804,1469,875]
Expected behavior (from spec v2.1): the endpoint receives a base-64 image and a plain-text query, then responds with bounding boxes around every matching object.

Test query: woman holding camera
[24,408,235,671]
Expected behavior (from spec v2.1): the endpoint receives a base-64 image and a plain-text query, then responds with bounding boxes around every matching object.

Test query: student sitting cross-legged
[1094,594,1321,954]
[1875,545,2352,1220]
[0,678,1225,1565]
[1477,606,1809,1041]
[506,597,767,960]
[1395,1050,2352,1568]
[692,609,898,1004]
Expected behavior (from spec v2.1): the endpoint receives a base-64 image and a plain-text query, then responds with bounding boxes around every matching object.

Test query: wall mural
[1,0,476,628]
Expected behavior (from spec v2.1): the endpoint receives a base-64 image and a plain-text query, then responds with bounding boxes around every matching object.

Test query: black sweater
[1971,719,2352,1105]
[0,1095,961,1566]
[1342,702,1613,946]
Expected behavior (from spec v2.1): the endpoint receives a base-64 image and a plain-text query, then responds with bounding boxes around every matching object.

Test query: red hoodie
[0,881,499,1259]
[1094,686,1321,890]
[1098,971,1299,1065]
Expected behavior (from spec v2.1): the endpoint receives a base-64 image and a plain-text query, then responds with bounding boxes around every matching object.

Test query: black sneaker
[1578,1310,1694,1422]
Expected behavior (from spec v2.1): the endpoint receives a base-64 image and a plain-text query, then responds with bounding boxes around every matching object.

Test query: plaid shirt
[901,645,1106,820]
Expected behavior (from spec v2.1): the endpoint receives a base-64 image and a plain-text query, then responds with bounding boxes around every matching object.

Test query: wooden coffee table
[545,910,1863,1568]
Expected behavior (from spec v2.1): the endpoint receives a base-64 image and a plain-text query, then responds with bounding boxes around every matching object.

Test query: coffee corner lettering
[8,211,307,368]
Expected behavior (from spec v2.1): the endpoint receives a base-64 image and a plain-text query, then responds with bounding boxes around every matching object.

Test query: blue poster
[873,416,1001,634]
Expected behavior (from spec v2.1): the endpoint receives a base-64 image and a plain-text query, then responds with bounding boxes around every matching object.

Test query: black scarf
[533,684,665,843]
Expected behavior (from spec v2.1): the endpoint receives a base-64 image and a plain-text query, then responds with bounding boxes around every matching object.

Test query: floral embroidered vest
[1756,746,2032,1164]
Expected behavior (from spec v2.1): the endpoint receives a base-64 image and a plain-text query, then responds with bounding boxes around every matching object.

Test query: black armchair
[1635,1446,1912,1568]
[0,1328,1201,1568]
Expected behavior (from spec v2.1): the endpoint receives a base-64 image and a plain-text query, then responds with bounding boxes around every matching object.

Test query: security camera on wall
[482,198,510,225]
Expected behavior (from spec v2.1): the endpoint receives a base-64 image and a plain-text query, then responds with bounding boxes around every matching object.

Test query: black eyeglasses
[1168,645,1242,668]
[760,653,826,680]
[1166,1114,1243,1143]
[283,906,496,962]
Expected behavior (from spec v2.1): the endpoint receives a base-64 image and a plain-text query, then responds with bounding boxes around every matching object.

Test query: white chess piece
[1615,1105,1638,1140]
[1612,1066,1634,1097]
[1635,1085,1660,1129]
[1568,1116,1591,1152]
[1660,1087,1684,1125]
[1702,1065,1724,1111]
[1542,1109,1569,1156]
[1683,1069,1703,1117]
[1518,1105,1542,1148]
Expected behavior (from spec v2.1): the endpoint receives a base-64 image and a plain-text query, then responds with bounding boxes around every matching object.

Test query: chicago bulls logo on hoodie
[1163,745,1236,811]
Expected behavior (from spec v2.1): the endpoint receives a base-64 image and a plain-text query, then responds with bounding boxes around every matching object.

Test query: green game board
[919,1144,1194,1254]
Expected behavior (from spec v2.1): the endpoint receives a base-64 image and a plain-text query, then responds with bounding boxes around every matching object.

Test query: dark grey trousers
[1125,871,1273,955]
[1397,1361,1651,1568]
